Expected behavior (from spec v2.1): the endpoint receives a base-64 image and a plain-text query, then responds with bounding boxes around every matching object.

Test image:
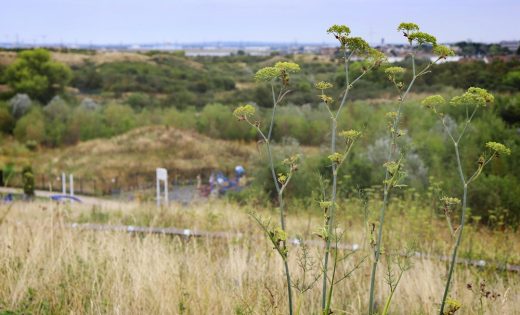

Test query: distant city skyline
[1,0,519,45]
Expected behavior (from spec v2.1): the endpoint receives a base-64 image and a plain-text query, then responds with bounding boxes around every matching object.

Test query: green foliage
[103,103,137,135]
[198,103,256,141]
[0,103,15,134]
[4,49,72,102]
[22,165,35,197]
[13,108,45,144]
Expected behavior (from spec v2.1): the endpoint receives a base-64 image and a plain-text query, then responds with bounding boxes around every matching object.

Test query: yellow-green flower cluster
[277,173,288,184]
[397,22,438,47]
[339,129,361,141]
[441,196,461,206]
[254,67,280,82]
[327,24,351,46]
[328,152,343,164]
[444,298,462,315]
[275,61,300,73]
[282,154,300,172]
[233,104,256,119]
[407,32,437,46]
[344,37,370,54]
[433,45,455,58]
[385,111,398,119]
[319,94,334,105]
[421,95,446,111]
[327,24,351,37]
[397,22,420,33]
[450,87,494,107]
[319,201,333,210]
[384,66,405,75]
[486,142,511,156]
[315,81,333,90]
[254,61,300,82]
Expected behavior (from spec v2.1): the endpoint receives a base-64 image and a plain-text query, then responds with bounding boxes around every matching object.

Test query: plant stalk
[439,143,468,315]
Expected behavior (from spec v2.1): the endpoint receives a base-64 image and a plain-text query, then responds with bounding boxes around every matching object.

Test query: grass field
[0,199,518,314]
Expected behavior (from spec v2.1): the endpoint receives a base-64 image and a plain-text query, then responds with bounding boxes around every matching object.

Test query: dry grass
[0,201,518,314]
[0,126,255,185]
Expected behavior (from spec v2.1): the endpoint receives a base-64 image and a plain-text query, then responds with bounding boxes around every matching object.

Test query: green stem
[322,118,338,310]
[324,239,339,315]
[368,53,426,314]
[439,142,468,315]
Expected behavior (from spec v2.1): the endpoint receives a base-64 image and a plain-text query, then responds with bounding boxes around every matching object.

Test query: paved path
[0,187,126,208]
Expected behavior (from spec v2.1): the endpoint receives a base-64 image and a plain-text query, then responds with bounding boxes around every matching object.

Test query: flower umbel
[433,45,455,59]
[233,104,256,120]
[421,95,446,112]
[486,142,511,156]
[450,87,494,107]
[328,152,343,164]
[315,81,334,90]
[339,129,361,141]
[397,22,420,33]
[254,67,280,82]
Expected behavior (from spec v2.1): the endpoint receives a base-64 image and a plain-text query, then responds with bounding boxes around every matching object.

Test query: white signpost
[61,172,74,197]
[156,168,168,206]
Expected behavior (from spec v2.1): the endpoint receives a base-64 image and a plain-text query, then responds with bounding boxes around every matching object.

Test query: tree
[4,49,72,103]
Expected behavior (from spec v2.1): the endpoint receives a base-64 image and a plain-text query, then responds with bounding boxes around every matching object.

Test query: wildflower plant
[421,87,511,314]
[234,61,301,315]
[368,23,454,314]
[318,24,384,315]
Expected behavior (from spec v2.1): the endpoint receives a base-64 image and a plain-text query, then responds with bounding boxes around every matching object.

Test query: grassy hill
[1,126,255,192]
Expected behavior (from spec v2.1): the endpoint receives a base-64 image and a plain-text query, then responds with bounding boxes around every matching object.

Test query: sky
[1,0,519,45]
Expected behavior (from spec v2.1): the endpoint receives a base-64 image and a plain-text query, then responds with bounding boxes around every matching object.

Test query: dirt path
[0,187,127,208]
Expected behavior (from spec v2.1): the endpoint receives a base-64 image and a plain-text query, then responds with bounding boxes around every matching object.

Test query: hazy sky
[1,0,519,44]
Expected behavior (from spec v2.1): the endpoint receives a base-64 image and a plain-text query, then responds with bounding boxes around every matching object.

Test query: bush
[22,165,35,197]
[0,103,15,134]
[13,108,45,144]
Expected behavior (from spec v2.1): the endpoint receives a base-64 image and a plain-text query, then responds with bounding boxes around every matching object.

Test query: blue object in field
[3,193,13,202]
[235,165,245,177]
[211,166,245,194]
[50,195,82,203]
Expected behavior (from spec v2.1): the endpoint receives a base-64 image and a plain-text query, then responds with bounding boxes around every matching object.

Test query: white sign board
[156,168,168,181]
[156,168,168,206]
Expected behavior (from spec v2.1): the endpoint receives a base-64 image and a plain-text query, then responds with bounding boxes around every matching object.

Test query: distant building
[319,47,338,56]
[499,41,520,53]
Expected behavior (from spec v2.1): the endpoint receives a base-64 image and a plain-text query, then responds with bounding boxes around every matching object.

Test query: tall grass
[0,201,518,314]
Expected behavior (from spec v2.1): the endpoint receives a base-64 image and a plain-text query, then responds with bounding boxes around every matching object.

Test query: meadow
[1,24,519,315]
[0,198,518,314]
